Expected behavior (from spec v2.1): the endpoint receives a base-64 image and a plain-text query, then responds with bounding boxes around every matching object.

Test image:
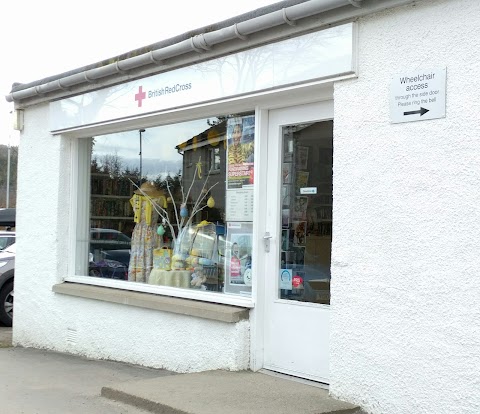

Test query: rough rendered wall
[13,103,250,373]
[331,1,480,413]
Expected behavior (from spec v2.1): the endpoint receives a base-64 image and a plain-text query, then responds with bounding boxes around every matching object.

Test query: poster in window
[296,146,309,170]
[296,171,309,190]
[292,246,305,265]
[281,229,290,251]
[282,162,292,184]
[292,196,308,220]
[225,222,253,290]
[227,115,255,189]
[282,185,291,207]
[292,221,307,246]
[282,209,290,228]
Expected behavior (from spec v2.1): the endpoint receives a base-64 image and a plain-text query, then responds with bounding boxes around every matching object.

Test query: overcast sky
[0,0,280,146]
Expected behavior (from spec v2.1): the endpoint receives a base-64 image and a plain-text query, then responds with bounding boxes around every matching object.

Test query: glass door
[279,121,332,304]
[263,101,333,384]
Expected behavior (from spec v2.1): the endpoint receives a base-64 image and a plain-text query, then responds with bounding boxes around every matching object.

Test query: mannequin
[128,182,167,283]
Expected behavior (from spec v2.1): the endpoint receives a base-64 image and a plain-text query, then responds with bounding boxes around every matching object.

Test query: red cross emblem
[135,86,146,107]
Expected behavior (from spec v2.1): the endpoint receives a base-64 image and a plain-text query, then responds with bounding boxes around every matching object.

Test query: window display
[81,112,255,296]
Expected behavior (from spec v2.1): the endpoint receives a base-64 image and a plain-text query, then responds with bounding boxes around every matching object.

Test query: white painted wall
[13,0,480,408]
[331,1,480,413]
[13,102,250,373]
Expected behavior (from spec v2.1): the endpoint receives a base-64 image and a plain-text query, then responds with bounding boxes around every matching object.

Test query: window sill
[64,276,254,308]
[52,282,250,323]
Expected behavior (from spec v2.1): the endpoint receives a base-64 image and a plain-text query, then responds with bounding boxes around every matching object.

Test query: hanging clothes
[128,183,167,283]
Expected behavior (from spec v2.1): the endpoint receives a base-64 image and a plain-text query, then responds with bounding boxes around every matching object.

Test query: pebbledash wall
[12,99,250,373]
[331,1,480,414]
[9,0,480,413]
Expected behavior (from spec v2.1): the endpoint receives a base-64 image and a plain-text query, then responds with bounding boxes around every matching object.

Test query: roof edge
[8,0,310,95]
[6,0,418,107]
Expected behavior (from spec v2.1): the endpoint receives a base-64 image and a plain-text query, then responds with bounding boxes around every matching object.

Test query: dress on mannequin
[128,182,167,283]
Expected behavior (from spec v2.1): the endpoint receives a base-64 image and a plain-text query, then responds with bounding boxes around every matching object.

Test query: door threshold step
[102,370,360,414]
[258,368,329,390]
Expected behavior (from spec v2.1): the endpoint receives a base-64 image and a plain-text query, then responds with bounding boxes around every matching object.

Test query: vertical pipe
[139,129,145,186]
[6,143,10,208]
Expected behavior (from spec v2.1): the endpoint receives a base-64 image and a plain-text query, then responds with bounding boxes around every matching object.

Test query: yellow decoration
[196,160,203,179]
[191,248,200,257]
[207,196,215,208]
[207,128,220,146]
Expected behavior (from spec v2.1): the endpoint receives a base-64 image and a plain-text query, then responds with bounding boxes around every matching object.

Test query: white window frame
[63,80,344,310]
[65,101,262,308]
[209,147,221,174]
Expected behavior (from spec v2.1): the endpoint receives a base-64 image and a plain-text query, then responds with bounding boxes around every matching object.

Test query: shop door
[263,101,333,384]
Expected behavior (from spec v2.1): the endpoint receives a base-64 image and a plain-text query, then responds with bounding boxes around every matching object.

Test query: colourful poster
[226,232,253,285]
[225,222,253,288]
[226,115,255,189]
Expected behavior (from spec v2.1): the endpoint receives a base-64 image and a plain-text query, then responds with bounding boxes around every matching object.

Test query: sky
[0,0,281,147]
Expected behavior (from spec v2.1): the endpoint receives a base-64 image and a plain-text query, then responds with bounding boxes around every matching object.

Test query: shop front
[10,1,480,413]
[7,10,355,383]
[57,22,351,383]
[69,96,336,383]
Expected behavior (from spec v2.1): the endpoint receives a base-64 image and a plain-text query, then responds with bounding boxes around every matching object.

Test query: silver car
[0,242,15,326]
[0,230,15,252]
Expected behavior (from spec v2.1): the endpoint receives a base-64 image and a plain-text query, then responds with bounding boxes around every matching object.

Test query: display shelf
[91,216,133,220]
[90,172,136,237]
[91,194,131,199]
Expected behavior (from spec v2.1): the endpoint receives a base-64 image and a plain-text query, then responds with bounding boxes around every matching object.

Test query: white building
[5,1,480,413]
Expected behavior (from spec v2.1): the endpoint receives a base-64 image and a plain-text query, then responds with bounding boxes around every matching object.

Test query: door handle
[263,232,272,253]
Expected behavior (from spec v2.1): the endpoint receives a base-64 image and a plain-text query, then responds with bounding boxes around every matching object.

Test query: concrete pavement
[0,325,12,348]
[102,370,361,414]
[0,346,170,414]
[0,326,362,414]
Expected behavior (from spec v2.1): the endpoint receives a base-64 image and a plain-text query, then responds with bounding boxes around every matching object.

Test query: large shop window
[78,113,255,296]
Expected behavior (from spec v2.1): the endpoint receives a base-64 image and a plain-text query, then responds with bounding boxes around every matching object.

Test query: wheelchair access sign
[390,67,446,123]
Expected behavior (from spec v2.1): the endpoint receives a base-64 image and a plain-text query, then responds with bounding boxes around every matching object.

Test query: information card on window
[226,188,254,222]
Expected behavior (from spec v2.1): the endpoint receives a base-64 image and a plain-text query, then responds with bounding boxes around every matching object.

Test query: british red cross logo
[135,86,146,107]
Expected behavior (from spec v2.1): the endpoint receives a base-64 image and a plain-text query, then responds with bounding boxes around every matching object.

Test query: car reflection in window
[89,229,131,280]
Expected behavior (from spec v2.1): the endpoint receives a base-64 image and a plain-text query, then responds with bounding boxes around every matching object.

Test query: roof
[176,120,227,153]
[7,0,309,98]
[5,0,416,106]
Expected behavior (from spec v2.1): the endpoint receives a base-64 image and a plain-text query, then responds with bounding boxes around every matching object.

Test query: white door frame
[250,96,334,379]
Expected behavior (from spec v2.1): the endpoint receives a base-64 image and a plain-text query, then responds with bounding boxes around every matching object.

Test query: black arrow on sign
[404,107,430,116]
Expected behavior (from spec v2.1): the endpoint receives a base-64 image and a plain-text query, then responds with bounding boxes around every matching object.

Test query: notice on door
[280,269,293,290]
[390,67,446,124]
